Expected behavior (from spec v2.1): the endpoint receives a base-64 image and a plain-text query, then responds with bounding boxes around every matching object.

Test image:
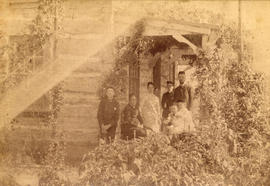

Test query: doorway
[153,58,161,98]
[129,62,140,102]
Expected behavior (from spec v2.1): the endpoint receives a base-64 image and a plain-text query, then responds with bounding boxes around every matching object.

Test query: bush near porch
[77,18,270,186]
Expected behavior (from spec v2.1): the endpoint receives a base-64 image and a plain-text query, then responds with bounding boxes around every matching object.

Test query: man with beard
[174,71,193,110]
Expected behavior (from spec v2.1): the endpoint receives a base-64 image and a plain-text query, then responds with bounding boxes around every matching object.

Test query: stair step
[0,9,132,125]
[58,104,98,118]
[62,91,98,105]
[63,76,101,94]
[62,129,99,142]
[64,0,111,18]
[5,126,98,140]
[70,72,102,78]
[57,37,106,56]
[13,116,48,127]
[14,114,100,132]
[57,118,99,131]
[62,17,110,34]
[74,60,102,73]
[6,127,54,141]
[21,94,51,113]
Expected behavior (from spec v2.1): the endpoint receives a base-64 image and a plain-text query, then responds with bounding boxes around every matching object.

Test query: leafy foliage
[38,134,69,186]
[79,134,225,186]
[38,83,67,185]
[98,20,147,98]
[99,20,186,98]
[86,5,270,185]
[1,0,63,94]
[194,22,270,185]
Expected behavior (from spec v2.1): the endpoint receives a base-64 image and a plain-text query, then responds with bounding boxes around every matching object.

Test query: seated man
[121,94,147,140]
[164,100,196,136]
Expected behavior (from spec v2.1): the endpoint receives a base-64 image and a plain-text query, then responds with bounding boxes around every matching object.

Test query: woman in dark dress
[121,94,146,140]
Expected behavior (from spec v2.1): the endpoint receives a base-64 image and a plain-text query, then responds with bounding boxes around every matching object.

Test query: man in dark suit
[161,81,175,118]
[174,71,193,110]
[97,87,120,143]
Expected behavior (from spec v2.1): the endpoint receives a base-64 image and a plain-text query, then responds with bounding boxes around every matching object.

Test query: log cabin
[0,0,218,164]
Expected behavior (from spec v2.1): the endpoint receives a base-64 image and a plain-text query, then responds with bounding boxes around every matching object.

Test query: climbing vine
[1,0,63,94]
[194,23,270,184]
[37,0,67,182]
[99,20,148,98]
[87,5,270,185]
[99,19,188,99]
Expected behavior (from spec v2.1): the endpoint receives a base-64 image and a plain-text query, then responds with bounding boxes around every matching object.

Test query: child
[163,104,178,134]
[167,100,196,135]
[131,109,143,128]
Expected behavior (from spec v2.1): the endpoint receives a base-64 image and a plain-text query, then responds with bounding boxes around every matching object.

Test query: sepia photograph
[0,0,270,185]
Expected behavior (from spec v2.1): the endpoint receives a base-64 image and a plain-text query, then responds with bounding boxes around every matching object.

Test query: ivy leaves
[79,134,225,186]
[195,20,270,185]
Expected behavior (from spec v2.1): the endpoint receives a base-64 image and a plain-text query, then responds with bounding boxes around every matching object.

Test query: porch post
[201,34,208,50]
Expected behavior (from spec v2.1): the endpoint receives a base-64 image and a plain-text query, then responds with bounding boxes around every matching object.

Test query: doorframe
[153,57,161,98]
[128,62,140,103]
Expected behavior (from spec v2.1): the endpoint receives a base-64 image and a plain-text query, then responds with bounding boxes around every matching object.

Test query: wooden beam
[202,30,220,49]
[171,33,198,52]
[201,34,208,49]
[115,16,216,36]
[115,19,211,36]
[114,14,218,31]
[145,19,212,35]
[143,24,193,36]
[144,27,198,52]
[145,17,219,31]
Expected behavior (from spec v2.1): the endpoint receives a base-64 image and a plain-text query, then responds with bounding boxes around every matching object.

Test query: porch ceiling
[144,17,218,35]
[115,16,218,52]
[115,16,218,36]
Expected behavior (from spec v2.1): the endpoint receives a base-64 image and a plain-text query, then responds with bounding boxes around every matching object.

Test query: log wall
[3,0,117,164]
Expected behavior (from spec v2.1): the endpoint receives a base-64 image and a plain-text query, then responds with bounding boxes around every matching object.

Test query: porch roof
[144,17,218,35]
[115,16,218,52]
[115,16,218,35]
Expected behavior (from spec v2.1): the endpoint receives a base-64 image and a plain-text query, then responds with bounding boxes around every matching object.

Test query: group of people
[97,71,195,143]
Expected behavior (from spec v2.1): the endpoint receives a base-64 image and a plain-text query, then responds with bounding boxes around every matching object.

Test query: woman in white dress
[141,82,161,133]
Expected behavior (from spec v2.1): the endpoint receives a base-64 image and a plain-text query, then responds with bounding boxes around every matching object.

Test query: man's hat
[166,81,174,85]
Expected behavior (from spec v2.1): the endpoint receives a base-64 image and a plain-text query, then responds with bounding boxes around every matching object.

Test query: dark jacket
[121,104,146,139]
[97,98,120,131]
[174,84,193,110]
[121,104,143,128]
[161,91,174,118]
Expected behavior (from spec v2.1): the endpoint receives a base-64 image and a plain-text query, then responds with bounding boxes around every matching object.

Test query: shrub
[38,136,71,186]
[79,134,226,186]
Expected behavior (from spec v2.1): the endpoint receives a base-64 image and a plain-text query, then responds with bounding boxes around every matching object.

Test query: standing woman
[141,82,161,133]
[97,87,120,143]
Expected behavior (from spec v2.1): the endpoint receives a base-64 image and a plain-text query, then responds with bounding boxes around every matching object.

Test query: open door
[153,58,161,98]
[129,62,140,102]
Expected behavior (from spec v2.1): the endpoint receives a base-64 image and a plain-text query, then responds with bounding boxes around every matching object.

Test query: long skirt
[121,125,146,140]
[142,112,161,133]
